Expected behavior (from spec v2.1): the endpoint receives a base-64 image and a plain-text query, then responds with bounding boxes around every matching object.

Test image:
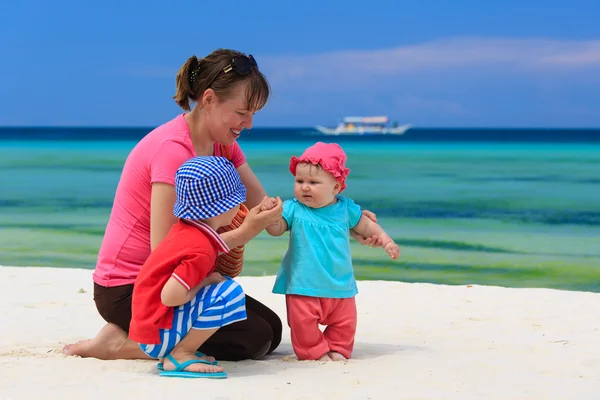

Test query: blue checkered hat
[173,156,247,220]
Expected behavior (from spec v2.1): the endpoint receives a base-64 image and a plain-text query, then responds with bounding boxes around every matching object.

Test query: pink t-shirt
[92,113,246,287]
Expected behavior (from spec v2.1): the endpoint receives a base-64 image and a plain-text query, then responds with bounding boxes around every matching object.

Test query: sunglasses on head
[224,54,258,75]
[202,54,258,89]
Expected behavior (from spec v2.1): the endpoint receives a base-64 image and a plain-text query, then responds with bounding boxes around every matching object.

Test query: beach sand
[1,266,599,399]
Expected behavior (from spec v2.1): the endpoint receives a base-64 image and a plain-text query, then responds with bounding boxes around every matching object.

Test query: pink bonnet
[289,142,350,192]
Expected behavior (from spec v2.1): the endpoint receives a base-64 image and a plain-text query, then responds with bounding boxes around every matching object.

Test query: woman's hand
[350,231,385,247]
[350,209,382,247]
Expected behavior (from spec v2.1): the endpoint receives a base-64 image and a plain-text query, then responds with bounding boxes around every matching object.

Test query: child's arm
[161,277,195,307]
[352,215,401,259]
[265,218,288,237]
[159,245,228,309]
[161,271,225,307]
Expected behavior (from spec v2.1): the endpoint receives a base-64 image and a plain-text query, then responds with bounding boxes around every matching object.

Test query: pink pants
[285,294,357,360]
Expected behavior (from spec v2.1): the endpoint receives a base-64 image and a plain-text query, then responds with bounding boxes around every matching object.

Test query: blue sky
[1,0,599,127]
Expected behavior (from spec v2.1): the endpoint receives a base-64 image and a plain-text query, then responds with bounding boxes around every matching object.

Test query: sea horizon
[1,125,600,143]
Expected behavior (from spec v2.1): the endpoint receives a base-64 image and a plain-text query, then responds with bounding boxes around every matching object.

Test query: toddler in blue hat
[128,156,249,379]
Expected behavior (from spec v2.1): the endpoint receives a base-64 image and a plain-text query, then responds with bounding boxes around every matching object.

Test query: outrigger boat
[315,116,412,135]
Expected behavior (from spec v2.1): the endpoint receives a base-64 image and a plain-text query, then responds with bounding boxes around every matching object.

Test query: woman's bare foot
[328,351,348,362]
[61,339,91,355]
[318,354,331,362]
[62,323,152,360]
[164,351,224,374]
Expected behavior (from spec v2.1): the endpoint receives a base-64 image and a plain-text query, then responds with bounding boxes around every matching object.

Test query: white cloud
[259,37,600,86]
[113,37,600,83]
[104,37,600,126]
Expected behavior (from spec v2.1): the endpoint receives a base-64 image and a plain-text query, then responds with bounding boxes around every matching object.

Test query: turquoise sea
[1,127,599,292]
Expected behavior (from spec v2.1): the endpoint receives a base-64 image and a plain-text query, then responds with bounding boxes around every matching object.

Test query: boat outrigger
[315,116,412,136]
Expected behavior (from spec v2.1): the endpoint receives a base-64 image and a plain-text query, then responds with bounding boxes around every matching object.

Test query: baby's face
[294,163,340,208]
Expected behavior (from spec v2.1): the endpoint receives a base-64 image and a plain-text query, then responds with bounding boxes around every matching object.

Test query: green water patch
[352,263,600,293]
[0,223,106,236]
[391,237,599,259]
[393,238,513,253]
[354,200,600,226]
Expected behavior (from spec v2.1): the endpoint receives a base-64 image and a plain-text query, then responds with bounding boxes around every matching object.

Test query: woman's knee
[93,283,133,332]
[247,314,275,359]
[246,295,282,331]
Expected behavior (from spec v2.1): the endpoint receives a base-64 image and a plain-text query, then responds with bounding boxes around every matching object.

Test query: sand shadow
[224,341,427,378]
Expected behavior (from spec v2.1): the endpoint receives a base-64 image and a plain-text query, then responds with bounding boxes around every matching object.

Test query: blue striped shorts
[139,277,247,358]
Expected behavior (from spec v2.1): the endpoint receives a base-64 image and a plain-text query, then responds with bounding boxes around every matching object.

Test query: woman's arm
[236,162,267,210]
[150,182,179,251]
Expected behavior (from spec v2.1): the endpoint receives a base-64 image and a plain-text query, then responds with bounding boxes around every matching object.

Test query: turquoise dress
[272,196,363,298]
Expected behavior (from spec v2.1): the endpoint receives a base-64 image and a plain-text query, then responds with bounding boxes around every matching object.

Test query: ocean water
[1,127,599,292]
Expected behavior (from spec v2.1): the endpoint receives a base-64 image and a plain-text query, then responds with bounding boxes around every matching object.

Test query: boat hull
[315,124,412,136]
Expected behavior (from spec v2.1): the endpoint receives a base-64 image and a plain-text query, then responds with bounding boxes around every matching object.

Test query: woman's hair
[173,48,270,112]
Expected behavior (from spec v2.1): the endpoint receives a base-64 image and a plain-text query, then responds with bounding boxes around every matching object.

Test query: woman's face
[204,82,255,146]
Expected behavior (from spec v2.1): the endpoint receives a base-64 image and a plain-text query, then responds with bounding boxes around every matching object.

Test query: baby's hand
[260,196,278,212]
[384,242,401,260]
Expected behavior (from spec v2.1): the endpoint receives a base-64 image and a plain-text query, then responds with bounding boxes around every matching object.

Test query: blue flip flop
[157,351,218,370]
[158,354,227,379]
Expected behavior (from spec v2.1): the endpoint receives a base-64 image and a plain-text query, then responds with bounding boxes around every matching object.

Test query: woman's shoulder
[131,114,193,157]
[145,114,191,144]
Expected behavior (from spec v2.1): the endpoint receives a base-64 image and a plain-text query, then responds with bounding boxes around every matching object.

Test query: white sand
[1,266,600,399]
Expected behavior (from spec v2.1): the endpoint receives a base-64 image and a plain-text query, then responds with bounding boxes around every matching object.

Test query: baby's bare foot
[328,351,347,362]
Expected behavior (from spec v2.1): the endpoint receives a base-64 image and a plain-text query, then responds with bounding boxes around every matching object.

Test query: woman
[63,48,380,362]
